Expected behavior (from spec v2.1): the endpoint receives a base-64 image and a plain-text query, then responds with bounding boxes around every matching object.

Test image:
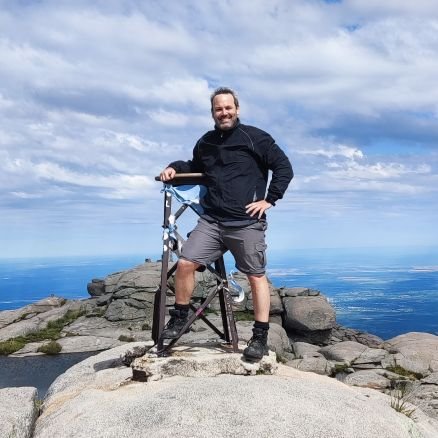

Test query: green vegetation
[390,382,416,419]
[37,340,62,355]
[34,399,43,415]
[16,312,35,322]
[387,365,424,380]
[46,308,86,331]
[330,363,351,376]
[233,311,254,321]
[0,339,26,356]
[0,308,85,356]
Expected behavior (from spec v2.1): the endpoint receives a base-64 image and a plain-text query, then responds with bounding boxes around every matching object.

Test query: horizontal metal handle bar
[155,173,205,181]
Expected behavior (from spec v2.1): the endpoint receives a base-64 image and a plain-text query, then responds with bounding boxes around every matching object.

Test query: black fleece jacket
[168,121,293,223]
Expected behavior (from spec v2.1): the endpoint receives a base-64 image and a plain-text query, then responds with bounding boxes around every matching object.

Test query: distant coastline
[1,247,438,339]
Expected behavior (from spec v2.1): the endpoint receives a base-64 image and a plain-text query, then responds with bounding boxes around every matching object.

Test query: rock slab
[33,344,438,438]
[383,332,438,376]
[283,295,336,331]
[0,387,38,438]
[131,343,278,381]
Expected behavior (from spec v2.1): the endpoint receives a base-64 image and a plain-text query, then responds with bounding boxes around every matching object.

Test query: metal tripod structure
[152,173,239,356]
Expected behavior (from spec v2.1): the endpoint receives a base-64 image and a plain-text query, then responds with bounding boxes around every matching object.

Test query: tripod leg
[215,257,239,352]
[152,191,173,349]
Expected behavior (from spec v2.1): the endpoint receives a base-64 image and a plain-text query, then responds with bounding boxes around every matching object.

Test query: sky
[1,0,438,259]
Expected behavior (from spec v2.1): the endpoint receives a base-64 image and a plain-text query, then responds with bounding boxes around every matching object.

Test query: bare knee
[177,258,200,275]
[247,274,269,298]
[247,274,267,286]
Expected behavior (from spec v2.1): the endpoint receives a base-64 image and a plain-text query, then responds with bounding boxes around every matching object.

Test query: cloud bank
[1,0,437,257]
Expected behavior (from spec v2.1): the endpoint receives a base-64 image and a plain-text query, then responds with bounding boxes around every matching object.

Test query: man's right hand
[159,167,176,181]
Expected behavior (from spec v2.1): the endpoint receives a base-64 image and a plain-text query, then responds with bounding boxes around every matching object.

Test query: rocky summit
[1,261,438,437]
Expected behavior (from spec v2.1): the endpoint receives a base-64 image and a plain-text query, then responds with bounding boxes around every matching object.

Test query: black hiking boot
[243,327,269,361]
[160,308,189,339]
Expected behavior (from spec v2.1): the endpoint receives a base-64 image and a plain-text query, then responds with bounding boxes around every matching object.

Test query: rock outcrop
[0,261,339,356]
[2,261,438,428]
[0,387,38,438]
[383,332,438,376]
[0,297,80,342]
[29,343,438,438]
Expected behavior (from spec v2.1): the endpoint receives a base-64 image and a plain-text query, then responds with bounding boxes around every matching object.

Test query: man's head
[210,87,239,131]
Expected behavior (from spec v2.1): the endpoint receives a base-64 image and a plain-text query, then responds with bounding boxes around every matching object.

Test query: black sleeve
[168,141,204,174]
[257,134,293,205]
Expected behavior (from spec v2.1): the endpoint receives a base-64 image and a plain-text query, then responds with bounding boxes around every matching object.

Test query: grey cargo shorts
[180,217,268,275]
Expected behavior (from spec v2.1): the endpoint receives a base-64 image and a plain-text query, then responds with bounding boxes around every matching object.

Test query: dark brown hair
[210,87,239,111]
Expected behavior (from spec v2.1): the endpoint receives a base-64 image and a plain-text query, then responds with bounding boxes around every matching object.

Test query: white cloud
[1,0,438,256]
[328,161,431,181]
[147,109,189,127]
[10,191,43,199]
[298,145,364,160]
[33,161,153,198]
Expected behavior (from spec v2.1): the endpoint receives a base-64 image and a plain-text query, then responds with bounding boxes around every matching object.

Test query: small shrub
[0,339,26,355]
[141,323,151,330]
[37,341,62,355]
[390,382,416,419]
[35,399,43,413]
[330,363,350,376]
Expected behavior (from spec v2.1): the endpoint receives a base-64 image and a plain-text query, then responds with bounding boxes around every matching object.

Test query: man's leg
[243,274,270,360]
[223,221,270,360]
[175,258,201,305]
[160,259,200,339]
[161,218,224,340]
[247,274,270,322]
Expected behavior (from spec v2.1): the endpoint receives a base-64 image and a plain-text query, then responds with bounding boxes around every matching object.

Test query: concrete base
[131,342,278,381]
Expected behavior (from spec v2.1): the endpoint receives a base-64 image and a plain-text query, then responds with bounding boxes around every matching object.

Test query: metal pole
[152,189,172,352]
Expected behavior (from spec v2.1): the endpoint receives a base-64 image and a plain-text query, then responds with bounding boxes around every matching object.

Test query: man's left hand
[245,200,272,219]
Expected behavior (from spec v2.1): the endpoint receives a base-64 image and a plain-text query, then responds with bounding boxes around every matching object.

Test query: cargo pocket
[255,242,268,269]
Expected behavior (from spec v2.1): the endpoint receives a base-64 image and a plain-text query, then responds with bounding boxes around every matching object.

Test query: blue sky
[1,0,438,259]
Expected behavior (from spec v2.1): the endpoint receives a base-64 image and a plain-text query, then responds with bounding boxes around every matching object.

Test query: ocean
[1,248,437,396]
[1,248,438,341]
[267,248,438,340]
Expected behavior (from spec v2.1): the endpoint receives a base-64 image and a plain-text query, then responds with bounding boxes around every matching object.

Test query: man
[159,87,293,360]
